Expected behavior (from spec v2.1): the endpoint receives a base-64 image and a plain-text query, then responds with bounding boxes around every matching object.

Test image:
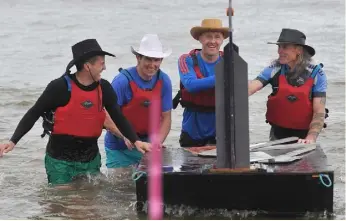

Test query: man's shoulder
[158,71,172,87]
[47,75,69,89]
[178,53,193,62]
[113,72,130,82]
[100,78,111,84]
[306,62,326,77]
[307,62,322,69]
[255,63,281,81]
[266,63,281,70]
[116,66,137,81]
[99,78,113,89]
[263,63,281,75]
[159,70,171,80]
[178,52,194,74]
[101,77,128,89]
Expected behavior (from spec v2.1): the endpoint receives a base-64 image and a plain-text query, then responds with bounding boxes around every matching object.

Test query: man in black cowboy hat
[0,39,151,187]
[248,28,328,144]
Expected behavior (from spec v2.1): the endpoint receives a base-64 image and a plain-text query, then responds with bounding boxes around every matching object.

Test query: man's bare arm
[248,79,264,96]
[159,111,172,144]
[103,110,124,139]
[305,97,326,141]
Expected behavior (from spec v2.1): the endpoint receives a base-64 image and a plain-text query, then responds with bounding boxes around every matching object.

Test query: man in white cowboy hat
[103,34,173,169]
[248,28,328,144]
[173,18,228,147]
[0,39,151,187]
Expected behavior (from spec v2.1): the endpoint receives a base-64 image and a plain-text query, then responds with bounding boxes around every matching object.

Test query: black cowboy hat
[267,28,315,56]
[66,39,115,71]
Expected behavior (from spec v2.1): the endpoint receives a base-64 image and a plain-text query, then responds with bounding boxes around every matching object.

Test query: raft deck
[135,144,334,216]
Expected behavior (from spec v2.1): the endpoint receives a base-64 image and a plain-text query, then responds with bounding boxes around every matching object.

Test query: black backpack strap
[172,90,181,109]
[191,53,198,67]
[41,111,54,138]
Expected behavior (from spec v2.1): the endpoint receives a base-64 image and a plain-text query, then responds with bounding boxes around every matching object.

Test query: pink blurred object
[148,94,163,220]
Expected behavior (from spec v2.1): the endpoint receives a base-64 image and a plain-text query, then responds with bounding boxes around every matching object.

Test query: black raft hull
[135,145,334,216]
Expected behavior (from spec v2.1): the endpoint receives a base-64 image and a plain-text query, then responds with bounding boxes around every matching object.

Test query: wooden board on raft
[184,137,299,155]
[183,137,317,164]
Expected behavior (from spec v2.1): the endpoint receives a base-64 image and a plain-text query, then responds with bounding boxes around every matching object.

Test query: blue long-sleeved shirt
[177,51,221,140]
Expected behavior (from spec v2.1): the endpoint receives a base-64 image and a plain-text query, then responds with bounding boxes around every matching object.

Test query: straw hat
[131,34,172,58]
[190,18,229,40]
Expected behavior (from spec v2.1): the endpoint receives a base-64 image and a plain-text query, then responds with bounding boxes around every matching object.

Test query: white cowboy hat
[131,34,172,58]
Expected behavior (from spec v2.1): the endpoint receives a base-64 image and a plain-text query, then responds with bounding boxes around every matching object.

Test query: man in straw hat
[248,28,328,144]
[173,18,228,147]
[0,39,151,187]
[103,34,173,169]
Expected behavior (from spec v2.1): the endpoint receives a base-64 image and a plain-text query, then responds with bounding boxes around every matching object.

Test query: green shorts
[105,147,143,168]
[44,153,101,185]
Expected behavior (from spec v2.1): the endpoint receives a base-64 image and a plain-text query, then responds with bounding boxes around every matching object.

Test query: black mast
[215,3,250,168]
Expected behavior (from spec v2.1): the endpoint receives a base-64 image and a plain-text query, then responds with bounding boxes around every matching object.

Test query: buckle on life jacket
[41,111,55,138]
[142,100,151,107]
[287,95,298,102]
[172,90,181,109]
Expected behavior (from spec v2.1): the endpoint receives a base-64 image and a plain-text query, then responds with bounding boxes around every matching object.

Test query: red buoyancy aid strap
[189,49,203,78]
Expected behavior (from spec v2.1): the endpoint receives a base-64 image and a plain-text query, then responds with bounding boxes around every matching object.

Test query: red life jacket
[120,68,162,135]
[265,65,321,130]
[52,75,106,137]
[179,49,223,112]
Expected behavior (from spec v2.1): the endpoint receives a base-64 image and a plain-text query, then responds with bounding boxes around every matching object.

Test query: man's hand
[298,133,317,144]
[297,138,316,144]
[133,141,152,154]
[0,141,15,157]
[123,137,134,150]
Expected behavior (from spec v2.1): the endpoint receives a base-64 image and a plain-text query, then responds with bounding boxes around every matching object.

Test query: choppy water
[0,0,344,219]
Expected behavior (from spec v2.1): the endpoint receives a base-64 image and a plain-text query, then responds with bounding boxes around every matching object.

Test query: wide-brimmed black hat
[267,28,315,56]
[66,39,115,71]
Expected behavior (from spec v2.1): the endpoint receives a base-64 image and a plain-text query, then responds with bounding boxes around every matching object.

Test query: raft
[134,139,334,216]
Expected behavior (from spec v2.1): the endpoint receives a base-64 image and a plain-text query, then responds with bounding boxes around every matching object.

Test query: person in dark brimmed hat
[248,28,328,144]
[267,28,316,57]
[0,39,151,187]
[65,38,116,74]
